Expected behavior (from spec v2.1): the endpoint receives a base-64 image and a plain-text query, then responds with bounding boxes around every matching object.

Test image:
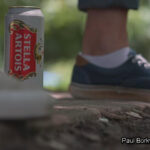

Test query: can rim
[9,6,40,9]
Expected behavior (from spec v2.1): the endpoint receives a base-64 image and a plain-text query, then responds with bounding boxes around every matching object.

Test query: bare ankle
[82,8,129,56]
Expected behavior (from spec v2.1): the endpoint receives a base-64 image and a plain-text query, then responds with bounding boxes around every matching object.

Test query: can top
[9,6,40,9]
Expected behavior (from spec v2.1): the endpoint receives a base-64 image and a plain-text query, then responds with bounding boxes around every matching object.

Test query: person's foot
[0,73,53,120]
[70,50,150,101]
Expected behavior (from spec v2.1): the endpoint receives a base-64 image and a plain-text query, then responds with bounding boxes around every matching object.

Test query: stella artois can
[4,6,44,88]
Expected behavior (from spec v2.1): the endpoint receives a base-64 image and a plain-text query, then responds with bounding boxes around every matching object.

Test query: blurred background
[1,0,150,91]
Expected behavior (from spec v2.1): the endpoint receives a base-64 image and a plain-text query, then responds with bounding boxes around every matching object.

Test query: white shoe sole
[70,83,150,101]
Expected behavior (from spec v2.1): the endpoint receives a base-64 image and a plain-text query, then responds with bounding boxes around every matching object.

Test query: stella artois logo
[9,20,42,80]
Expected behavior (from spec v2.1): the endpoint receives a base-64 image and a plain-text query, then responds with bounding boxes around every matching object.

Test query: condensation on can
[4,6,44,88]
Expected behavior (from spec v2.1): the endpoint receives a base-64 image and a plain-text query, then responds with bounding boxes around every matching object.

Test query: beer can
[4,6,44,88]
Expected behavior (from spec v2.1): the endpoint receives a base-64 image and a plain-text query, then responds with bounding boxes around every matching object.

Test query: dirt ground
[0,93,150,150]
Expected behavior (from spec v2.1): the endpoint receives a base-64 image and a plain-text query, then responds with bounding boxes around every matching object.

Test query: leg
[79,0,139,55]
[82,8,128,55]
[70,0,150,101]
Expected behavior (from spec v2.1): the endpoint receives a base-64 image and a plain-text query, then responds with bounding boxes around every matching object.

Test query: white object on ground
[0,73,54,119]
[99,117,109,123]
[126,112,142,119]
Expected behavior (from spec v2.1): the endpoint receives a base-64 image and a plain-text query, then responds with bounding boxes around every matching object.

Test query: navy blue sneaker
[70,50,150,101]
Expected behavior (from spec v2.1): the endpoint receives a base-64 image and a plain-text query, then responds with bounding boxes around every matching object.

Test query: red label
[9,20,37,80]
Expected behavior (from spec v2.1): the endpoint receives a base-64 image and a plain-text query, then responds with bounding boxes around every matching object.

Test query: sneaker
[70,50,150,101]
[0,73,54,120]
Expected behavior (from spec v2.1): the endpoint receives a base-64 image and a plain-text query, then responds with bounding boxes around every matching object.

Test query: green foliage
[42,0,85,62]
[128,6,150,60]
[140,0,150,6]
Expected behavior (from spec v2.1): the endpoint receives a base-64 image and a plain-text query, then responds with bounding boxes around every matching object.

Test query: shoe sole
[70,83,150,101]
[0,90,53,120]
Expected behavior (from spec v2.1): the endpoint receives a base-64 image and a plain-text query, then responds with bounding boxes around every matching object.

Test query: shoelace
[132,54,150,68]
